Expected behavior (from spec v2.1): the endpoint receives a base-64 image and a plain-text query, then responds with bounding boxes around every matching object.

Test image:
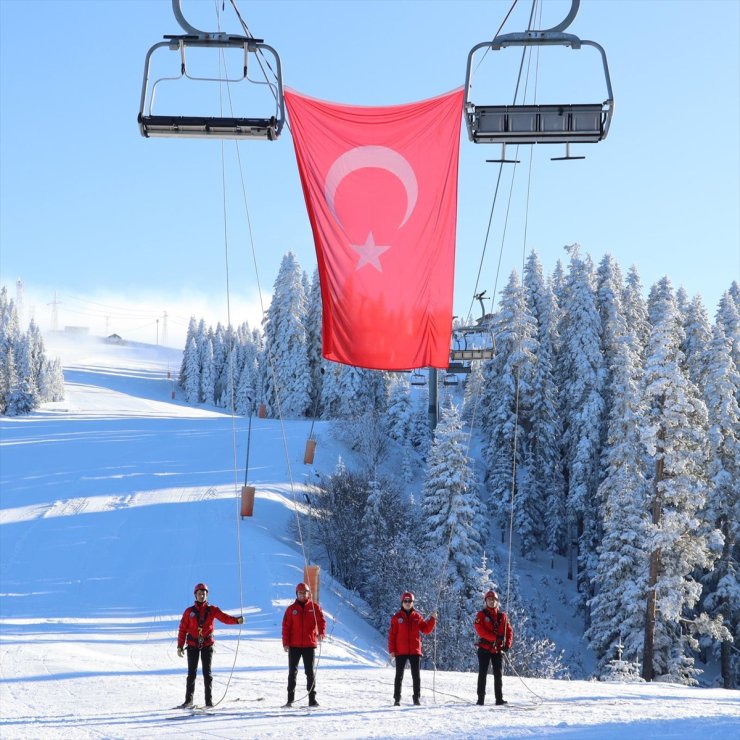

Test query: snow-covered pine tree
[421,401,485,669]
[461,360,484,425]
[261,252,311,418]
[524,251,566,560]
[621,266,650,358]
[482,271,539,555]
[178,317,197,392]
[715,291,740,387]
[199,334,216,406]
[639,280,717,684]
[360,477,416,628]
[385,375,416,481]
[587,332,648,676]
[312,461,370,591]
[234,326,260,416]
[700,322,740,688]
[557,247,605,620]
[306,268,324,419]
[182,336,200,404]
[681,295,712,389]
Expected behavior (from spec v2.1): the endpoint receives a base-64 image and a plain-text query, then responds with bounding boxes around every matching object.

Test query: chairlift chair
[138,0,285,140]
[410,371,427,387]
[464,0,613,158]
[443,372,459,387]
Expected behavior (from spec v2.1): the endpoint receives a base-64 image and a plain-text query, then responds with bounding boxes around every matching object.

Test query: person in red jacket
[388,591,437,706]
[474,589,513,706]
[281,582,326,708]
[176,582,244,708]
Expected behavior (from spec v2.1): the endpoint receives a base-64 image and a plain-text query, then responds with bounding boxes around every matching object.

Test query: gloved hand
[389,652,395,659]
[237,616,244,624]
[284,646,289,653]
[430,611,438,619]
[502,646,509,653]
[177,647,184,658]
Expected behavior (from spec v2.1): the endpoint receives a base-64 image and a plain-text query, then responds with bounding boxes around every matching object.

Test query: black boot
[476,697,485,706]
[179,698,193,708]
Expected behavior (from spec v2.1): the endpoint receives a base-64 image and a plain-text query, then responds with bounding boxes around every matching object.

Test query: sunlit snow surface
[1,336,738,738]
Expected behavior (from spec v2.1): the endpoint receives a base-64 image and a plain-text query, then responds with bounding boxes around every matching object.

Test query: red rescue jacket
[474,606,513,654]
[282,598,326,649]
[177,601,239,649]
[388,608,436,656]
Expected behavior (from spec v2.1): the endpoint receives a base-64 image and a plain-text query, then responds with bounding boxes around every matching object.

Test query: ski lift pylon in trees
[464,0,614,159]
[138,0,285,140]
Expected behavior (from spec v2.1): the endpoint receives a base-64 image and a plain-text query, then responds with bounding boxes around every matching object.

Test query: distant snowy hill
[0,336,737,739]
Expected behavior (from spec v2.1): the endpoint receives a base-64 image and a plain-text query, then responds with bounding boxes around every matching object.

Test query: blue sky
[1,0,738,347]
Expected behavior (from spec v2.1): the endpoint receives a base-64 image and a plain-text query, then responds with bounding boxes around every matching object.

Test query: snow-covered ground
[1,336,738,739]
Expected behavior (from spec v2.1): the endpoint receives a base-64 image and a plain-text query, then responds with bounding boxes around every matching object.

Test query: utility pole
[15,279,24,327]
[47,291,61,332]
[156,319,160,345]
[162,311,168,346]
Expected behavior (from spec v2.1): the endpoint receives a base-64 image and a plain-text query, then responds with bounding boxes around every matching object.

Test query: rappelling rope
[428,0,539,707]
[216,0,323,706]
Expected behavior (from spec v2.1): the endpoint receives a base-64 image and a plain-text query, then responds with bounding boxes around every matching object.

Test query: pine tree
[199,335,215,406]
[481,271,538,552]
[261,252,311,417]
[179,317,198,391]
[587,333,648,675]
[306,268,324,418]
[682,295,712,389]
[700,323,740,688]
[183,336,200,404]
[557,247,605,619]
[715,291,740,386]
[421,402,485,669]
[639,281,716,684]
[524,251,566,559]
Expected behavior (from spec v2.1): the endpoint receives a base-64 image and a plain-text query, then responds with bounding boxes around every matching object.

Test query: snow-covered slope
[0,336,737,739]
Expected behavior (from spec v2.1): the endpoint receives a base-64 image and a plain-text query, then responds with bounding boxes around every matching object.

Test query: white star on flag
[351,232,391,272]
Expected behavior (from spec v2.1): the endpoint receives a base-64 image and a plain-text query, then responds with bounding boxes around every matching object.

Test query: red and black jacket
[474,606,513,654]
[282,598,326,649]
[388,608,436,657]
[177,601,239,649]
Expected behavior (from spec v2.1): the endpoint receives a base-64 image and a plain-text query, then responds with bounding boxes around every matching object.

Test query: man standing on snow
[388,591,437,706]
[281,582,326,708]
[474,589,513,706]
[176,582,244,708]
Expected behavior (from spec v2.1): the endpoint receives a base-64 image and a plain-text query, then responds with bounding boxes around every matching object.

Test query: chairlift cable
[473,0,521,75]
[216,12,323,700]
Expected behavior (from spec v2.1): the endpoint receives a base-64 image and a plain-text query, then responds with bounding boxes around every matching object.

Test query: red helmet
[194,582,209,594]
[485,590,498,602]
[401,592,415,603]
[296,582,310,595]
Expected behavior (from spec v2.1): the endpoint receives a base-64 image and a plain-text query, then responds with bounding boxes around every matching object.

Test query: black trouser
[394,654,421,701]
[477,648,503,703]
[185,646,213,703]
[287,646,316,702]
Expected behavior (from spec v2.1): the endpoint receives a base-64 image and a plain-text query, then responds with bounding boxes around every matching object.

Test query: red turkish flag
[285,88,463,370]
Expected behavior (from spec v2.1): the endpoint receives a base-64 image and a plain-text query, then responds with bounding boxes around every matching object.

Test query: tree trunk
[721,635,731,689]
[642,456,664,682]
